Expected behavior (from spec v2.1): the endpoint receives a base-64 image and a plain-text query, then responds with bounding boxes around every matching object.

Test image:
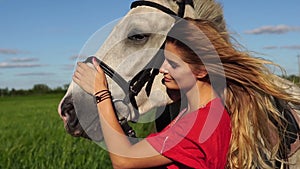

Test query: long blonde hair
[166,18,300,168]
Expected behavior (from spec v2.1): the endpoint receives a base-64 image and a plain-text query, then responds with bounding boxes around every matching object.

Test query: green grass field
[1,94,299,169]
[0,94,154,169]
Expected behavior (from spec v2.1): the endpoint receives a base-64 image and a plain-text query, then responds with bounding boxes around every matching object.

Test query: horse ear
[184,4,196,18]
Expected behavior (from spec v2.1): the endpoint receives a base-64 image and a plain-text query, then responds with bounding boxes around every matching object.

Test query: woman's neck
[186,81,216,112]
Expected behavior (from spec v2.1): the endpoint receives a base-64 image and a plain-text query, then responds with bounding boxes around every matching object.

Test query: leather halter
[131,0,194,18]
[85,1,194,139]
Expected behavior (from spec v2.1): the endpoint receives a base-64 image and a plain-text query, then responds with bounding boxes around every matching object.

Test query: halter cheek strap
[176,0,194,18]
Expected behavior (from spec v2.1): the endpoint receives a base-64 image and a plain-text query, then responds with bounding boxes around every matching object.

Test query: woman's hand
[73,57,108,95]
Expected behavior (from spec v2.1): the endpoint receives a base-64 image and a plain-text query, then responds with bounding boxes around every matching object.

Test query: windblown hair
[166,18,300,169]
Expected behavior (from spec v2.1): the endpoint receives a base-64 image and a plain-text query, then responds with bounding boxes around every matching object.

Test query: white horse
[58,0,227,141]
[57,0,300,165]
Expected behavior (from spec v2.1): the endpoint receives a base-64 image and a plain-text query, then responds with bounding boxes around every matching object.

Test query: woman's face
[160,42,198,92]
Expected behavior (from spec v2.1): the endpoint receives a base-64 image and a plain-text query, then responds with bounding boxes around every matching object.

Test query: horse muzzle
[59,94,91,139]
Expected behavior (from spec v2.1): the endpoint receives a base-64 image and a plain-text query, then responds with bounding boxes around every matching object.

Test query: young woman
[73,18,300,168]
[73,18,231,168]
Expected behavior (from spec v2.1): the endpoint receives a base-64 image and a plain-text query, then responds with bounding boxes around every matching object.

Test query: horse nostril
[60,95,91,140]
[61,95,73,117]
[61,95,79,126]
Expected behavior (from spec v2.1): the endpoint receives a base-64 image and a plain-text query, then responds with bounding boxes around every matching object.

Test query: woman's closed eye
[166,59,179,69]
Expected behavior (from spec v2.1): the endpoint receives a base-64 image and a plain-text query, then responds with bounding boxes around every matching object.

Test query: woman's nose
[159,60,169,74]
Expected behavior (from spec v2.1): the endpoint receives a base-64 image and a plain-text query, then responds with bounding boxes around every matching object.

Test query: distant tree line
[281,74,300,85]
[0,84,69,97]
[0,74,299,97]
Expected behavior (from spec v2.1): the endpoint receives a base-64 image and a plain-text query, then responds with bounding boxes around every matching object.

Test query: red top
[146,98,231,169]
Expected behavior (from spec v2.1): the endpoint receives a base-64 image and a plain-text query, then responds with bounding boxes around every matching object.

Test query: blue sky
[0,0,299,89]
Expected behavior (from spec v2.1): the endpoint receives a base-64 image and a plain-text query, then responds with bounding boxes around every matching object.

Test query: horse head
[58,0,227,141]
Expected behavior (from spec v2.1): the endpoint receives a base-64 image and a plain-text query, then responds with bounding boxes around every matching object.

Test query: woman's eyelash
[166,59,178,68]
[170,63,178,68]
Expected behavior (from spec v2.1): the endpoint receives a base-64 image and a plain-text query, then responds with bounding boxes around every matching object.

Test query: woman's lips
[163,77,173,82]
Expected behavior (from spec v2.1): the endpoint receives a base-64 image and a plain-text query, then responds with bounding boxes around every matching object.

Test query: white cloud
[10,57,39,62]
[0,48,29,55]
[63,64,75,70]
[69,54,87,61]
[0,48,19,55]
[15,72,55,76]
[263,46,279,50]
[244,25,300,34]
[263,45,300,50]
[0,62,43,68]
[281,45,300,50]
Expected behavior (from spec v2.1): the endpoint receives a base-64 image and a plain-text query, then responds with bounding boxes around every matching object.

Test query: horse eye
[127,33,150,42]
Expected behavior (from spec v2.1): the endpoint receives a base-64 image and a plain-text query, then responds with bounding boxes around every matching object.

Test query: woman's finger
[75,63,88,78]
[73,69,81,79]
[92,57,99,70]
[77,62,93,75]
[92,57,105,75]
[72,74,81,87]
[73,73,94,94]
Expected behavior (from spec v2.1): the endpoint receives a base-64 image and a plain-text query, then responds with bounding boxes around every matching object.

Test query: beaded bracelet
[94,90,111,104]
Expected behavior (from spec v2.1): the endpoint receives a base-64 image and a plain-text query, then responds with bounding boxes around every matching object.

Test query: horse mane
[193,0,227,33]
